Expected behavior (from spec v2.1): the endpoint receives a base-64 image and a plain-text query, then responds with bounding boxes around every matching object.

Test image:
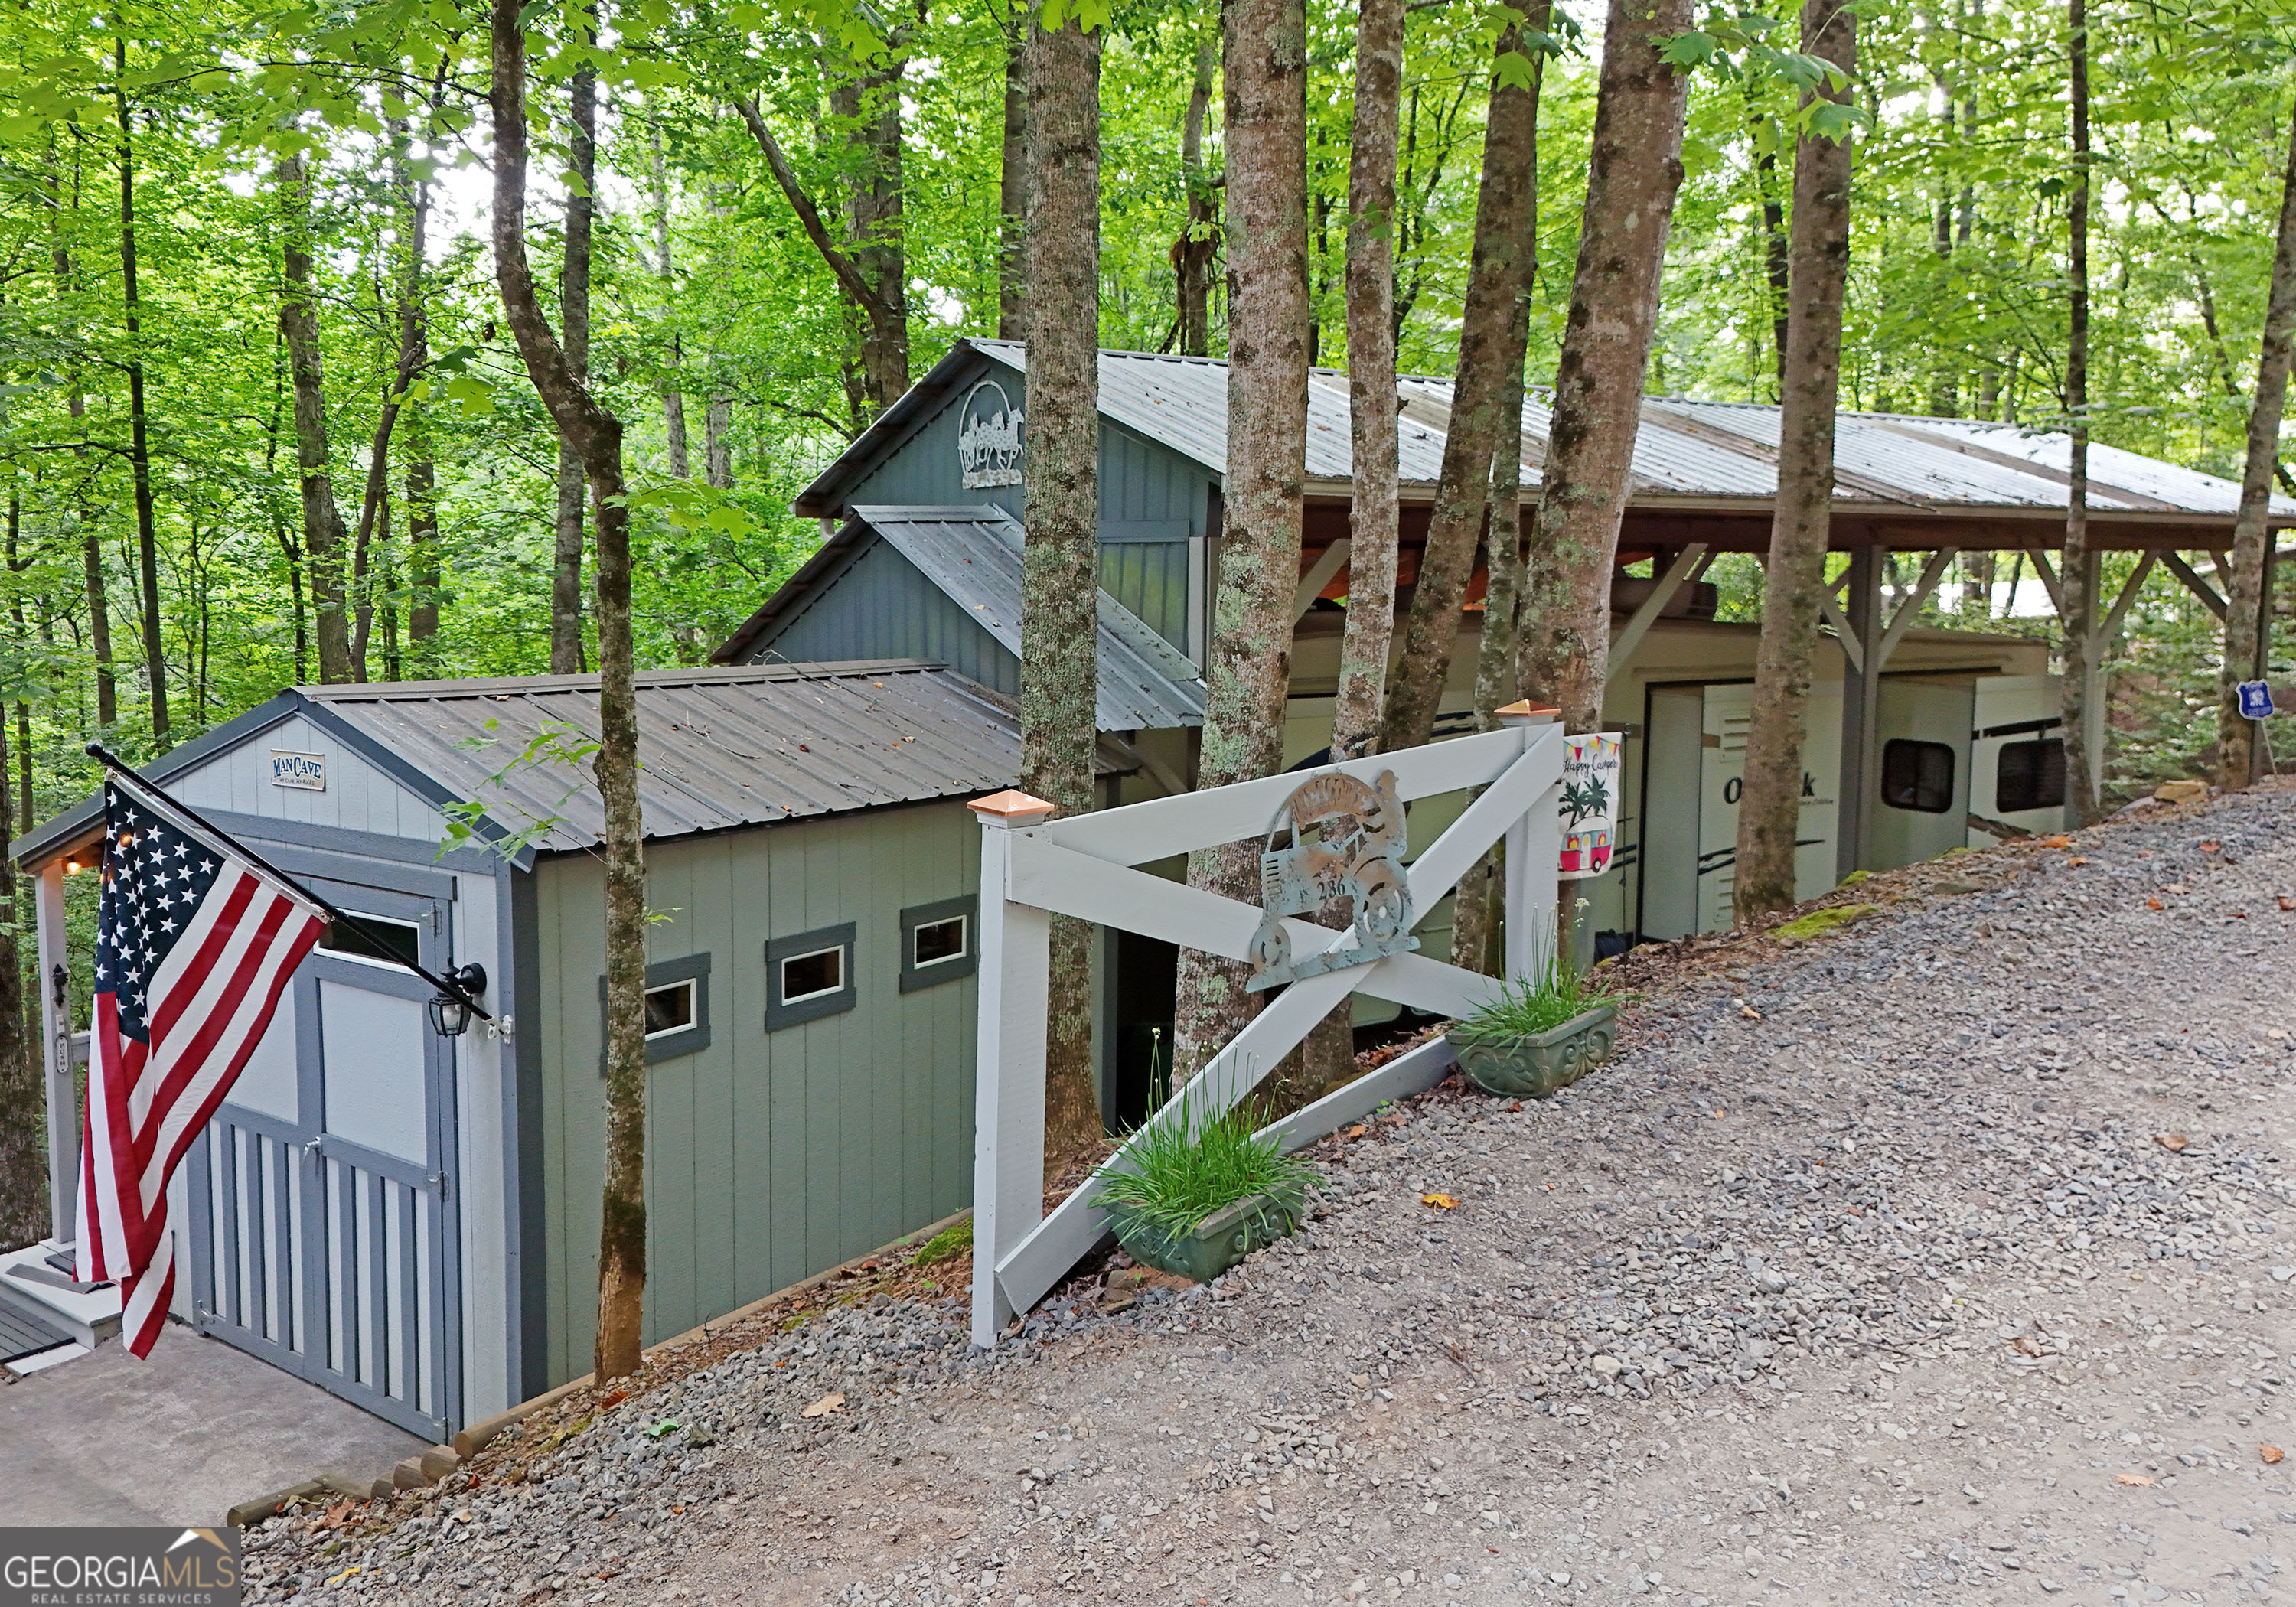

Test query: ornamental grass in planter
[1091,1091,1322,1284]
[1452,950,1618,1100]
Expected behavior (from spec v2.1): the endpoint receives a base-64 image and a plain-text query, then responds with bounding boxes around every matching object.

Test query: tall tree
[2216,99,2296,789]
[47,164,114,727]
[0,693,36,1252]
[1517,0,1694,734]
[1378,32,1542,752]
[2058,0,2100,825]
[999,4,1028,341]
[550,51,598,676]
[1022,0,1104,1162]
[489,0,650,1380]
[649,121,693,477]
[1733,0,1858,918]
[1174,31,1219,357]
[350,119,435,682]
[1170,0,1309,1081]
[277,151,356,685]
[114,36,168,748]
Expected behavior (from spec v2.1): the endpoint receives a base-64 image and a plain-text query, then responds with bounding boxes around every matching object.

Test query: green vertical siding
[533,801,981,1387]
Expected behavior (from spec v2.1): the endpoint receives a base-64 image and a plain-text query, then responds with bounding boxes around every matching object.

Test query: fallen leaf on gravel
[2154,1133,2188,1153]
[2113,1472,2154,1487]
[2232,910,2250,919]
[2011,1336,2041,1357]
[2066,856,2089,867]
[1740,1005,1763,1019]
[595,1389,627,1411]
[2278,895,2296,911]
[2145,897,2164,910]
[801,1393,846,1418]
[2264,1445,2286,1465]
[2200,839,2222,852]
[2040,834,2073,849]
[1345,1124,1368,1139]
[1421,1192,1459,1210]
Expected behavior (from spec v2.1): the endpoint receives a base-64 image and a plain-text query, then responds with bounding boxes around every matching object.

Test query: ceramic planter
[1454,1002,1619,1100]
[1104,1191,1302,1284]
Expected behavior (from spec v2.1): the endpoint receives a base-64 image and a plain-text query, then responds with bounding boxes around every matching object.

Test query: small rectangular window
[1995,737,2066,814]
[899,896,978,993]
[766,922,858,1029]
[1882,738,1955,814]
[600,953,712,1070]
[781,945,845,1002]
[644,980,696,1038]
[321,913,422,970]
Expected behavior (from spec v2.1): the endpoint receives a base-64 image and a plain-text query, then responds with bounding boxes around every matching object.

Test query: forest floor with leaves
[244,783,2296,1607]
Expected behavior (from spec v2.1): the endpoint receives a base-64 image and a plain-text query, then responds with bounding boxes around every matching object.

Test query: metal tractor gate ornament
[1247,769,1417,990]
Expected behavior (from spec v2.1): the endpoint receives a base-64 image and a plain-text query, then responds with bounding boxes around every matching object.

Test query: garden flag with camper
[76,777,326,1358]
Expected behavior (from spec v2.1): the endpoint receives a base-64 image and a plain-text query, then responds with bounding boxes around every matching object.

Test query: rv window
[321,913,422,969]
[1996,737,2066,813]
[1881,739,1955,813]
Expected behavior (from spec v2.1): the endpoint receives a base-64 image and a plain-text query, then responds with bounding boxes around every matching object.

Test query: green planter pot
[1104,1192,1303,1284]
[1454,1002,1619,1100]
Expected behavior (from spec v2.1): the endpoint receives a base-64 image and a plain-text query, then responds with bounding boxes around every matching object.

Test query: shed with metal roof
[9,659,1075,1436]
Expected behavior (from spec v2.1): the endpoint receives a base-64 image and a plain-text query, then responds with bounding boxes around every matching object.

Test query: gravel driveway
[245,786,2295,1606]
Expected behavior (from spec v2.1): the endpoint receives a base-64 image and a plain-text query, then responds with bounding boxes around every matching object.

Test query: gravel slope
[245,785,2296,1607]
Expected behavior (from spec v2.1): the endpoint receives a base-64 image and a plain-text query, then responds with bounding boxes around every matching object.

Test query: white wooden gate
[967,704,1566,1345]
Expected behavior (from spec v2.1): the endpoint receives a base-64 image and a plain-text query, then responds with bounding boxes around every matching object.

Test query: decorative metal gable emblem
[957,379,1025,487]
[1246,768,1417,992]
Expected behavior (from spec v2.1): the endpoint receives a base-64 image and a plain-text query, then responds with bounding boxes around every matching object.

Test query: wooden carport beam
[2158,549,2229,619]
[1606,543,1710,676]
[1294,539,1352,621]
[2027,549,2066,614]
[1870,546,1960,673]
[2092,551,2160,649]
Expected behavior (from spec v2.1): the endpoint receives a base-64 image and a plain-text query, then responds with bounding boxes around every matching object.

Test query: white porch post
[967,789,1057,1348]
[34,858,77,1244]
[1497,702,1562,980]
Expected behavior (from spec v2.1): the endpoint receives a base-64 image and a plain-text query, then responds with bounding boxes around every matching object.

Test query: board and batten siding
[759,536,1019,698]
[531,802,981,1386]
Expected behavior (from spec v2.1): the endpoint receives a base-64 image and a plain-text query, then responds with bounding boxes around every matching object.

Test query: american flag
[75,781,325,1358]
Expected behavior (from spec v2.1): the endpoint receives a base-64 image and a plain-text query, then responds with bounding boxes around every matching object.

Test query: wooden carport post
[1834,544,1882,883]
[967,788,1057,1347]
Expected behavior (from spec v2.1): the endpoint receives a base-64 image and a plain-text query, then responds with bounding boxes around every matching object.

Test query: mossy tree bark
[1175,32,1219,357]
[2216,100,2296,790]
[1733,0,1857,919]
[1172,0,1309,1084]
[1518,0,1694,734]
[490,0,649,1380]
[1022,2,1106,1165]
[2059,0,2101,826]
[277,151,355,687]
[550,51,598,676]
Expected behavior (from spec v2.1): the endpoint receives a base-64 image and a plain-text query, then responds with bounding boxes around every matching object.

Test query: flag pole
[83,742,492,1022]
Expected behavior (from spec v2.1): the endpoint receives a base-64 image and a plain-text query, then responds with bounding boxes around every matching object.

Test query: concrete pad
[0,1322,424,1525]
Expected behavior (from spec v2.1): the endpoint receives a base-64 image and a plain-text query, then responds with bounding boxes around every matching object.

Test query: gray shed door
[187,871,461,1441]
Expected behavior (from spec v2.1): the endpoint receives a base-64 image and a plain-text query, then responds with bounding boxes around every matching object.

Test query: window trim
[598,952,713,1071]
[899,895,979,993]
[765,922,857,1030]
[1880,738,1957,815]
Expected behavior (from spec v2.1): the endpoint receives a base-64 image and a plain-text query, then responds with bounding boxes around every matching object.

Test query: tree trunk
[1022,3,1105,1164]
[735,93,910,420]
[1378,34,1541,753]
[649,122,692,478]
[1759,148,1789,393]
[265,331,310,683]
[1175,32,1219,357]
[1453,24,1548,978]
[48,171,116,728]
[551,58,598,676]
[406,437,440,653]
[1170,0,1309,1084]
[278,152,356,685]
[2218,101,2296,788]
[2059,0,2101,825]
[351,123,434,683]
[0,688,36,1253]
[114,42,168,750]
[999,6,1028,341]
[490,0,648,1381]
[704,397,734,488]
[1517,0,1694,734]
[1732,0,1857,919]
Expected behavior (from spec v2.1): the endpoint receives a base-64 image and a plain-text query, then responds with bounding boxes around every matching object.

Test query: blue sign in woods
[2237,680,2276,721]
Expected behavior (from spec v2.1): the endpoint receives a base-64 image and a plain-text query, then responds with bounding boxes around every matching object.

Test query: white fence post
[967,790,1056,1347]
[1498,702,1562,981]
